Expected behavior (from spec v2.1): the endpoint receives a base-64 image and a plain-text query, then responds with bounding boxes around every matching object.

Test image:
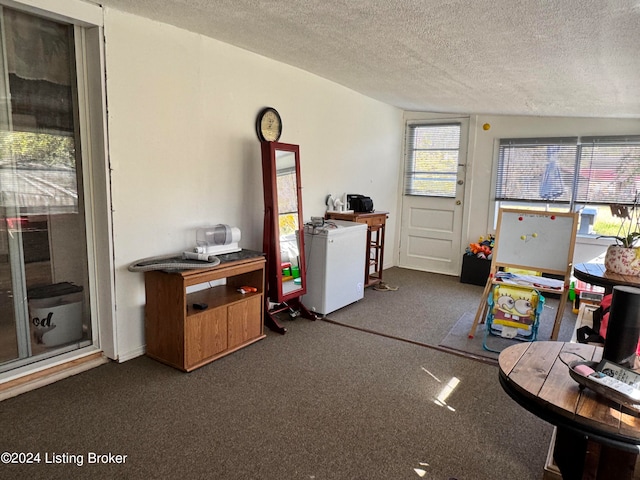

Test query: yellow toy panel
[502,267,541,277]
[491,284,539,328]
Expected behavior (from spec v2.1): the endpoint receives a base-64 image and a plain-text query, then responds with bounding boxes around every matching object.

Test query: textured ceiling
[95,0,640,118]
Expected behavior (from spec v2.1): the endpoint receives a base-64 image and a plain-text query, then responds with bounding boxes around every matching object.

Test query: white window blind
[497,137,577,204]
[404,123,460,197]
[576,136,640,205]
[496,135,640,206]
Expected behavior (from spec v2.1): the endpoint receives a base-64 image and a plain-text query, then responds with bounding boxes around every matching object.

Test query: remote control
[596,360,640,388]
[586,370,640,401]
[569,360,640,410]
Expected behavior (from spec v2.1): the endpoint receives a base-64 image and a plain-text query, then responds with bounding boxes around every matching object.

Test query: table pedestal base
[553,427,638,480]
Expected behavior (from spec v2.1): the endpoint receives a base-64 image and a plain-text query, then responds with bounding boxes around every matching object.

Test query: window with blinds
[577,136,640,205]
[496,137,577,204]
[496,135,640,207]
[404,123,461,197]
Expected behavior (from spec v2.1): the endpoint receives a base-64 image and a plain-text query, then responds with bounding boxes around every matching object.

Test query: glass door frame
[0,0,114,379]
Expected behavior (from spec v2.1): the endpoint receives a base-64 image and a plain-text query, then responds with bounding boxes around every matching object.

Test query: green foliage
[597,195,640,247]
[0,131,75,168]
[599,232,640,248]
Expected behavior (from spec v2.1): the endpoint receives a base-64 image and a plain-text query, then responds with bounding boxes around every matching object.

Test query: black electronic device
[347,194,374,213]
[192,302,208,310]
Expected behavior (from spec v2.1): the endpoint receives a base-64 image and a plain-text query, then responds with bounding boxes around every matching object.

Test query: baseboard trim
[117,345,146,363]
[0,352,108,401]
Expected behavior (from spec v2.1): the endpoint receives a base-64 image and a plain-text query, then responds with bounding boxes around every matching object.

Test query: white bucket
[28,284,84,347]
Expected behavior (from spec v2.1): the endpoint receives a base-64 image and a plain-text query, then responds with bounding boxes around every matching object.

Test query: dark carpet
[323,268,488,347]
[439,300,576,363]
[0,267,559,480]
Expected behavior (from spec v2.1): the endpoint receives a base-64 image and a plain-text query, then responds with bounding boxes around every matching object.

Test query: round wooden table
[499,341,640,479]
[574,262,640,294]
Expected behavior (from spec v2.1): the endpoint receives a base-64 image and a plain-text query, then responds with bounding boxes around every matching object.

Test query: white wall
[103,8,639,362]
[103,9,403,361]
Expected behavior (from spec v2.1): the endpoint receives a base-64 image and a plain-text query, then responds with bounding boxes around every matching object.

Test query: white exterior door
[399,120,468,275]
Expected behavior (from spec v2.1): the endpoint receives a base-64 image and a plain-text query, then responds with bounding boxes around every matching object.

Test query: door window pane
[404,124,461,197]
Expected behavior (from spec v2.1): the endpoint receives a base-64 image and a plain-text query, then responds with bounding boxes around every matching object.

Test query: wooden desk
[325,211,388,287]
[574,262,640,294]
[499,341,640,479]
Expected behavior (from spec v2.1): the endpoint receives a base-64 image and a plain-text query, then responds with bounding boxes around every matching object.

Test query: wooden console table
[143,250,266,372]
[499,341,640,480]
[325,211,388,287]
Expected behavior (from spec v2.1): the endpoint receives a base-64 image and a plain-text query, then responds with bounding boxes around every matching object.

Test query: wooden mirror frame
[261,141,313,333]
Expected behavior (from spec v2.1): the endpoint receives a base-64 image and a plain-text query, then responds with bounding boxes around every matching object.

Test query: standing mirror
[261,141,312,333]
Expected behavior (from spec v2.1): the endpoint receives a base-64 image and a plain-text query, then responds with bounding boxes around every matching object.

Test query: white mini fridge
[301,219,367,315]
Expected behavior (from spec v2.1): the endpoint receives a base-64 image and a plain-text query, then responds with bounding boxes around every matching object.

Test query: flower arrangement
[465,234,495,260]
[599,196,640,275]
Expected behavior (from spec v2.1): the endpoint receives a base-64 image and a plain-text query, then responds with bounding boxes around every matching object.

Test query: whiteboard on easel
[493,209,577,274]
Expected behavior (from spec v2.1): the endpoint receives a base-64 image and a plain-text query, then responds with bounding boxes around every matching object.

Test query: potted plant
[599,200,640,275]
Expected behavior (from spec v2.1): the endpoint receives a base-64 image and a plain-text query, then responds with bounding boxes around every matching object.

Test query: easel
[467,208,579,341]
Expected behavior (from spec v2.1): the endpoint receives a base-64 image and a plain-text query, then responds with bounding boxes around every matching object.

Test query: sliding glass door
[0,6,93,372]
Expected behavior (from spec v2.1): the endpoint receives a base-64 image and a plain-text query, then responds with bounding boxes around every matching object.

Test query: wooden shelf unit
[325,211,388,287]
[143,252,266,372]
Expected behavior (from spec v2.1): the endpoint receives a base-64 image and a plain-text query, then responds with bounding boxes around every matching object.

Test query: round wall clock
[256,107,282,142]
